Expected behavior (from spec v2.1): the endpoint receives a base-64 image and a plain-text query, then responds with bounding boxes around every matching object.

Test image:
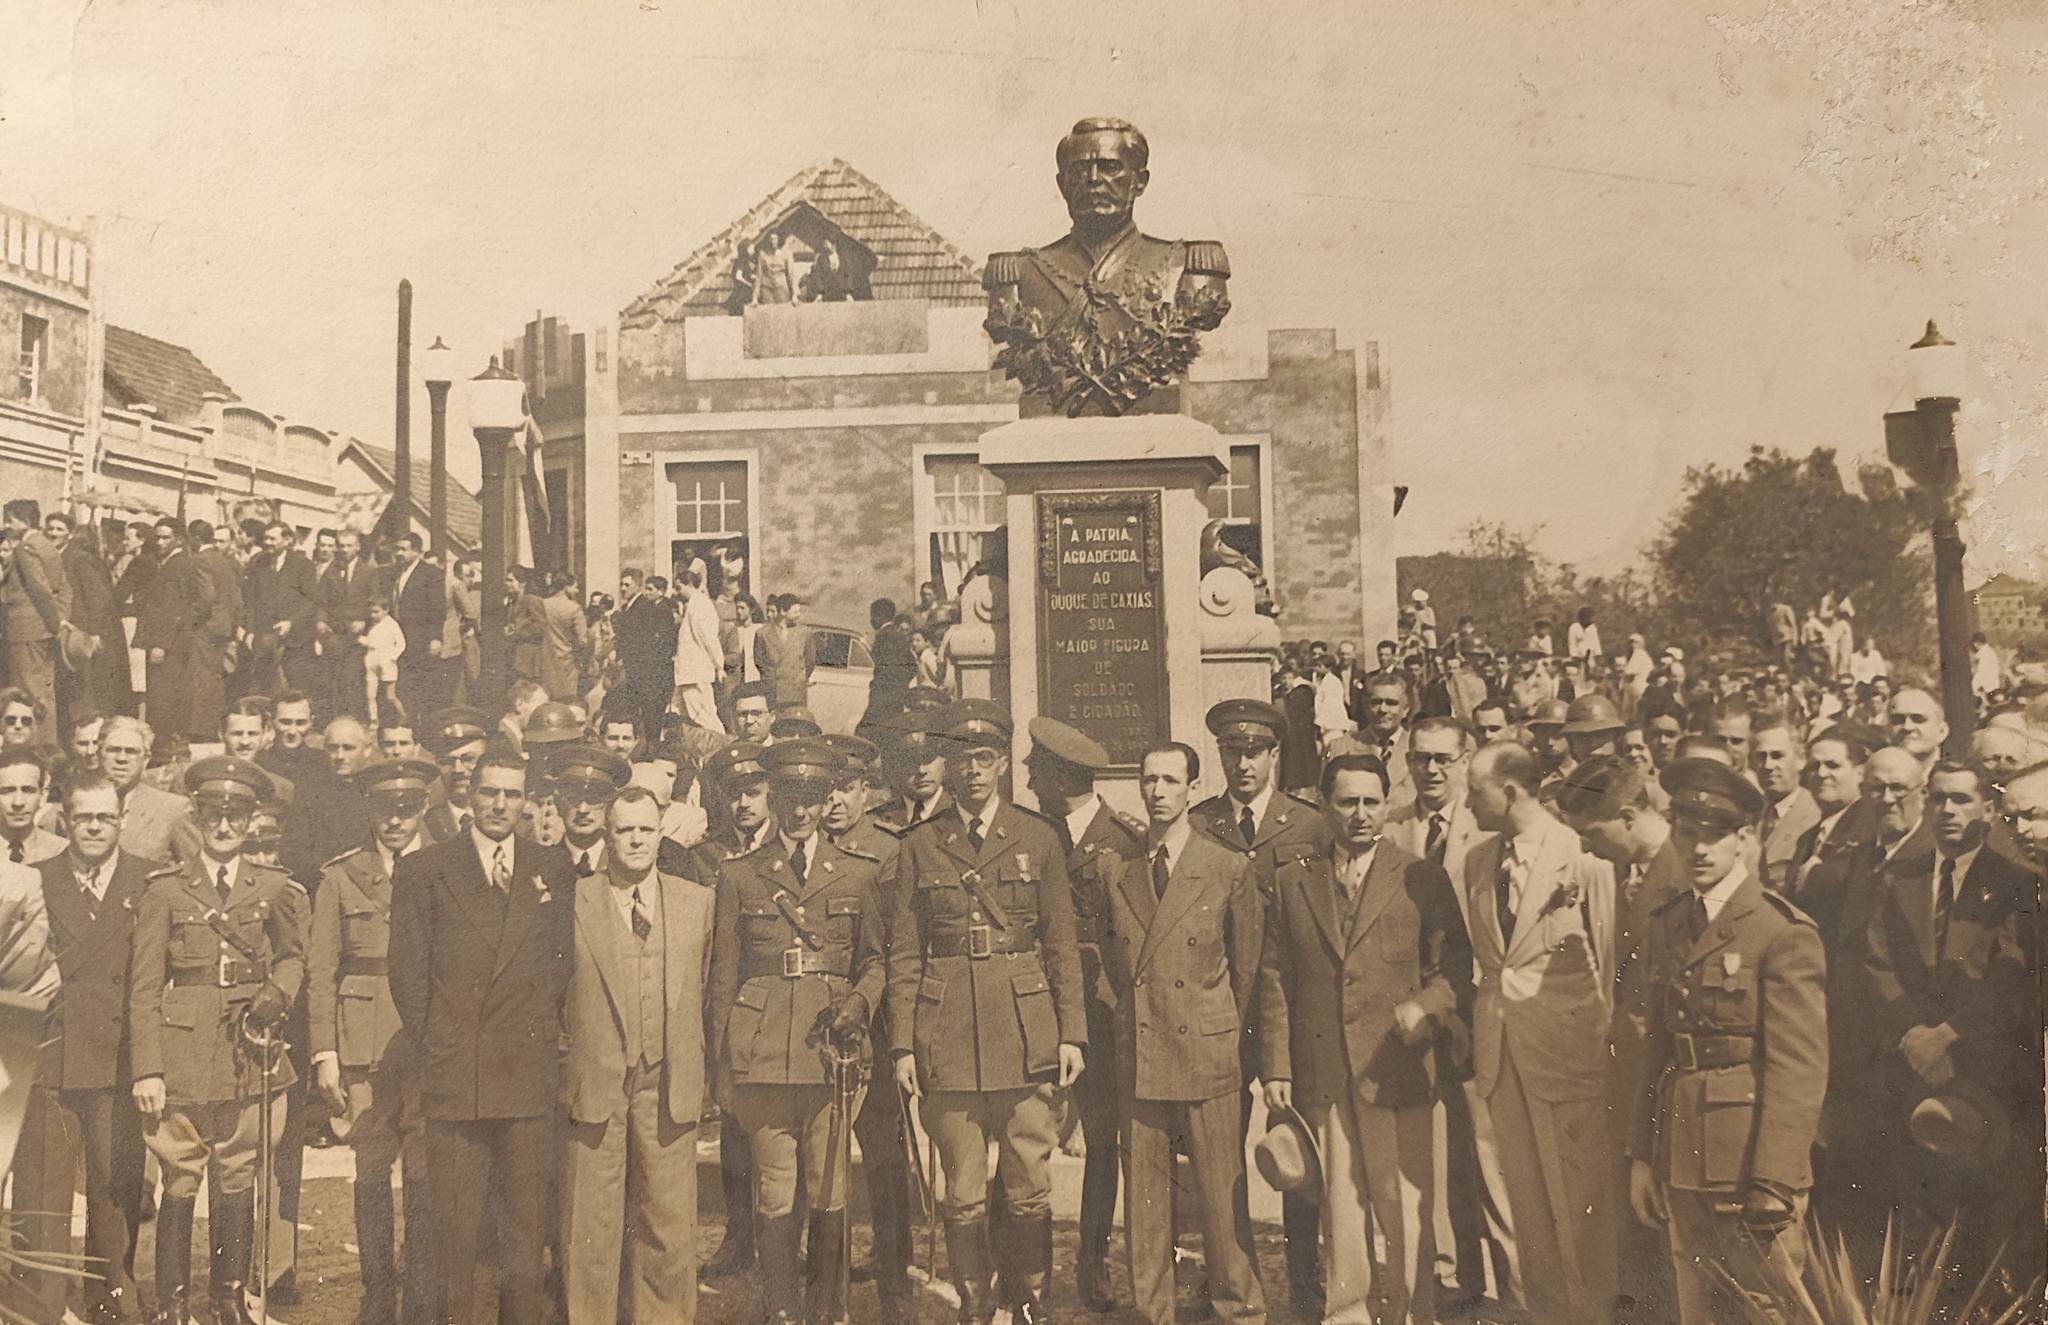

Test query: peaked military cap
[548,744,632,791]
[822,734,880,777]
[935,698,1011,749]
[1206,698,1285,750]
[357,757,440,796]
[1661,755,1765,830]
[1026,717,1111,772]
[425,706,491,750]
[758,737,843,787]
[703,740,769,789]
[769,709,823,740]
[185,754,274,805]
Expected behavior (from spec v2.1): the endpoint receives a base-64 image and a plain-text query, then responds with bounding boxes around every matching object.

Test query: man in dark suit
[1865,760,2042,1283]
[389,747,574,1325]
[1,498,71,735]
[386,535,449,722]
[47,511,129,729]
[1786,722,1886,926]
[186,520,240,715]
[1261,752,1471,1325]
[36,775,153,1323]
[609,569,677,744]
[1101,742,1268,1325]
[240,521,320,696]
[131,519,215,743]
[319,529,378,719]
[1190,697,1327,1314]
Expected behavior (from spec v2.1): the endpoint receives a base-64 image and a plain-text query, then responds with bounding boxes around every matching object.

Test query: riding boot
[755,1211,804,1323]
[942,1218,996,1325]
[985,1171,1013,1311]
[353,1175,399,1325]
[212,1189,256,1325]
[1012,1212,1054,1325]
[803,1209,848,1325]
[153,1196,196,1325]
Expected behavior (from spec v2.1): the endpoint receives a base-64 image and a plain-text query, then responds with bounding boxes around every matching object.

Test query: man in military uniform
[886,700,1085,1325]
[555,745,632,879]
[708,738,888,1325]
[308,758,434,1325]
[420,708,491,845]
[820,733,917,1318]
[1628,758,1828,1324]
[870,689,952,835]
[1190,697,1328,1315]
[692,739,777,1281]
[129,755,306,1325]
[984,118,1230,418]
[1021,716,1142,1312]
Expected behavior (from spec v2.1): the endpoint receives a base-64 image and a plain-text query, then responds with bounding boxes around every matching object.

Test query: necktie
[216,864,232,906]
[1690,893,1710,944]
[790,840,808,885]
[459,812,474,835]
[1495,850,1517,943]
[1151,848,1171,900]
[6,839,21,864]
[1238,807,1257,848]
[966,822,984,854]
[575,852,595,878]
[1425,813,1447,866]
[1935,856,1956,960]
[492,845,511,892]
[631,885,652,942]
[1055,820,1075,856]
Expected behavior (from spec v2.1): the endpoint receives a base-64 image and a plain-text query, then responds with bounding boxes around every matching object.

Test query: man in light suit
[1750,718,1820,893]
[1099,742,1267,1325]
[1330,672,1415,810]
[96,717,201,868]
[1261,753,1471,1325]
[388,748,574,1325]
[1384,717,1509,1312]
[563,785,714,1325]
[1463,741,1617,1324]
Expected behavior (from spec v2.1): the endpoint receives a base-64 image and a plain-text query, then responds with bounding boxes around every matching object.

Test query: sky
[7,0,2047,581]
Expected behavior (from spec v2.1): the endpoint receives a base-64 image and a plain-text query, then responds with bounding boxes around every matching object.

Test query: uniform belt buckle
[782,947,804,978]
[967,925,993,959]
[218,952,236,989]
[1672,1033,1700,1071]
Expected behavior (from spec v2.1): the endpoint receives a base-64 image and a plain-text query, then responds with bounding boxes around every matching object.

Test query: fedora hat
[1910,1078,2011,1166]
[1253,1106,1322,1202]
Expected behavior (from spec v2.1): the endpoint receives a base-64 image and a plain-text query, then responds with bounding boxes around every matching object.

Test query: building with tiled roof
[102,324,238,423]
[1972,573,2045,641]
[507,155,1393,651]
[620,160,982,327]
[331,438,485,555]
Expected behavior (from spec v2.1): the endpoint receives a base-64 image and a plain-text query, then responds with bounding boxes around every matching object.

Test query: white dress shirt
[471,827,514,889]
[1064,796,1103,849]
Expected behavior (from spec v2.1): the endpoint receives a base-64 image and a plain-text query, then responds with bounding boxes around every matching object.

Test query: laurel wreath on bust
[986,283,1224,418]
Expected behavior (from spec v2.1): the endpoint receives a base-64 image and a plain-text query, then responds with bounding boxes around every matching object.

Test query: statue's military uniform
[883,702,1084,1325]
[708,761,887,1325]
[309,793,431,1325]
[1630,760,1828,1325]
[129,756,307,1325]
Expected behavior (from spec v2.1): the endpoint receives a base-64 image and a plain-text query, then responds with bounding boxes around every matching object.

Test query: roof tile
[102,325,236,424]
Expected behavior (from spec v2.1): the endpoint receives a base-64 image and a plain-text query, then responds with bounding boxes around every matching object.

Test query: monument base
[963,414,1279,816]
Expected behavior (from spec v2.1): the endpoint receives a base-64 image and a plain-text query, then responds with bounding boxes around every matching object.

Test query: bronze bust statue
[985,118,1231,417]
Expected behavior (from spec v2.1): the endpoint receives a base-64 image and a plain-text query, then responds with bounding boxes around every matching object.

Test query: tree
[1650,446,1934,672]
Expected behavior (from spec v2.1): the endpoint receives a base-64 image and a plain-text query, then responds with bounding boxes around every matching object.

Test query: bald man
[1885,688,1949,772]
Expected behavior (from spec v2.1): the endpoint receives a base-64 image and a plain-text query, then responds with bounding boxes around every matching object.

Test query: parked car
[805,620,875,734]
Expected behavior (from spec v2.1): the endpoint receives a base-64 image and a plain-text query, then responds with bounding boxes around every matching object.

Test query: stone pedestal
[973,415,1278,814]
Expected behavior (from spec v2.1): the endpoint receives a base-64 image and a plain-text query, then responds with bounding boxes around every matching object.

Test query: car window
[815,630,853,669]
[848,636,873,668]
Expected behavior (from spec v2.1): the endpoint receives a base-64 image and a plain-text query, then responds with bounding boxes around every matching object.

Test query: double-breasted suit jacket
[1258,839,1471,1110]
[708,837,886,1092]
[128,858,307,1104]
[38,852,155,1089]
[1463,816,1615,1104]
[1098,831,1265,1103]
[388,834,574,1122]
[1067,803,1144,1016]
[1630,871,1827,1196]
[884,803,1085,1092]
[566,869,715,1127]
[308,848,405,1073]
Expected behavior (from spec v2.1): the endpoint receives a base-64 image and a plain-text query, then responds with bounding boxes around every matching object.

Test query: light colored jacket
[1384,796,1486,929]
[1463,812,1614,1103]
[673,591,723,688]
[1,530,70,645]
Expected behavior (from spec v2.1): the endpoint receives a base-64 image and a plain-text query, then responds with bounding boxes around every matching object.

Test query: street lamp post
[1883,320,1972,755]
[422,337,454,560]
[467,357,528,711]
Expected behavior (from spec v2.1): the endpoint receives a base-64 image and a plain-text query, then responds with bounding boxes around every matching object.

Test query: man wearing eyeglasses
[30,775,148,1323]
[886,700,1084,1325]
[96,716,203,869]
[556,745,633,879]
[420,708,491,845]
[309,758,436,1325]
[129,755,305,1325]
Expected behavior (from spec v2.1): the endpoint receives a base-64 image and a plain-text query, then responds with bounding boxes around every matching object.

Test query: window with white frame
[665,459,750,595]
[17,314,47,403]
[923,455,1005,599]
[1203,442,1267,569]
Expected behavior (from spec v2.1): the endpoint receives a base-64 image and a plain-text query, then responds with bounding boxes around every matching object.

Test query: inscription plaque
[1036,490,1169,766]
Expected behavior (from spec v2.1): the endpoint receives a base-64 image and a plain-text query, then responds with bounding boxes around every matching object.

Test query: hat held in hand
[1253,1105,1322,1203]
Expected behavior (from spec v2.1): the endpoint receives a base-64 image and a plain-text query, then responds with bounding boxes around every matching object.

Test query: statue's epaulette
[984,251,1028,287]
[1760,890,1818,927]
[1183,240,1230,278]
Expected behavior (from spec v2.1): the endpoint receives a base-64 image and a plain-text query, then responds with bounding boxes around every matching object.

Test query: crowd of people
[0,489,2044,1325]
